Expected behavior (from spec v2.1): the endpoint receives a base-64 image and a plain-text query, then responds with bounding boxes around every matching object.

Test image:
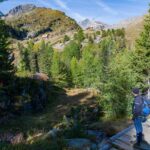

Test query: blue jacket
[132,95,143,118]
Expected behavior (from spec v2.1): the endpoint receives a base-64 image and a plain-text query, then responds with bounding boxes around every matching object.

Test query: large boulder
[66,138,92,150]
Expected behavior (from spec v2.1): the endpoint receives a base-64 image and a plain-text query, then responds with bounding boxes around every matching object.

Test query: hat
[132,88,140,94]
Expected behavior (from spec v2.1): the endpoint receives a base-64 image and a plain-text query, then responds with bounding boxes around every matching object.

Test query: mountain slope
[4,5,80,40]
[125,16,144,47]
[0,11,4,17]
[6,4,36,17]
[108,16,144,47]
[79,19,107,30]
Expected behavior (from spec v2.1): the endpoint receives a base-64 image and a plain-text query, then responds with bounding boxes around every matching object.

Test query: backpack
[142,97,150,117]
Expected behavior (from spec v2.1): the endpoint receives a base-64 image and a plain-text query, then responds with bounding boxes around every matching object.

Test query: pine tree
[101,50,136,118]
[26,41,39,74]
[38,40,53,76]
[18,43,31,73]
[51,52,68,86]
[0,19,14,84]
[131,7,150,87]
[70,57,80,86]
[62,41,80,68]
[74,29,85,43]
[63,35,70,43]
[79,44,101,88]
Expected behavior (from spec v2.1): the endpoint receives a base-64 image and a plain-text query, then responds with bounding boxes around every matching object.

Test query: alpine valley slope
[109,16,144,47]
[3,4,80,40]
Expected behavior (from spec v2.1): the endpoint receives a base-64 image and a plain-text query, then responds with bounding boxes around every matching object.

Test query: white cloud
[96,0,118,15]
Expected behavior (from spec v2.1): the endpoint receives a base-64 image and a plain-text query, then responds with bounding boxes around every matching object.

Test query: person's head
[132,88,140,96]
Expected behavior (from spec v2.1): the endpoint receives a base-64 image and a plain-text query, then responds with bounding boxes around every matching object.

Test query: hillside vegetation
[0,3,150,150]
[125,16,144,47]
[5,7,80,39]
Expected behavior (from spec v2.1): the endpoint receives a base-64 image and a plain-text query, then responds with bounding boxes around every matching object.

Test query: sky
[0,0,149,24]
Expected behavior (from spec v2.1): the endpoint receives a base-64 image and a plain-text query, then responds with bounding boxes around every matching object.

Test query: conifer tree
[0,19,14,83]
[38,40,53,76]
[132,7,150,87]
[74,29,85,43]
[51,52,67,86]
[62,41,80,68]
[70,57,80,86]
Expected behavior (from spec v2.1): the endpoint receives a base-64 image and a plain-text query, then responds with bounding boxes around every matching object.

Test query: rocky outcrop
[6,4,36,17]
[0,11,4,17]
[79,19,108,30]
[0,133,24,144]
[66,138,92,150]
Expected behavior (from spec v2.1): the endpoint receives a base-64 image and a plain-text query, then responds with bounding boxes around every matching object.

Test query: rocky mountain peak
[79,18,108,30]
[7,4,36,17]
[0,11,4,17]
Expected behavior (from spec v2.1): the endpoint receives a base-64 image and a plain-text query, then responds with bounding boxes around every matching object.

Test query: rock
[10,133,24,144]
[43,128,59,140]
[0,11,4,17]
[7,4,36,17]
[32,73,49,81]
[0,132,24,144]
[66,138,92,150]
[97,137,110,150]
[91,143,97,150]
[86,130,105,142]
[0,133,13,142]
[88,122,103,130]
[27,31,36,39]
[27,132,44,143]
[78,19,108,30]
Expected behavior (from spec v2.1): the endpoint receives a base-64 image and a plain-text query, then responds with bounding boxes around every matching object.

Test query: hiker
[132,88,143,148]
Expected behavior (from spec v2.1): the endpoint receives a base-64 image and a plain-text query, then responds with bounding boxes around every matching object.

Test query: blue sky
[0,0,149,24]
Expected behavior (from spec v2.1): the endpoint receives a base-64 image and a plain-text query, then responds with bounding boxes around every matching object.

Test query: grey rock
[86,130,105,142]
[27,31,36,39]
[98,137,110,150]
[0,11,4,17]
[43,128,60,139]
[91,143,97,150]
[7,4,36,17]
[0,133,24,144]
[66,138,92,150]
[10,133,24,144]
[79,19,108,30]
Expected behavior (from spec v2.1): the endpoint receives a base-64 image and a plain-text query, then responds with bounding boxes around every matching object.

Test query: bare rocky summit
[79,19,108,30]
[6,4,36,17]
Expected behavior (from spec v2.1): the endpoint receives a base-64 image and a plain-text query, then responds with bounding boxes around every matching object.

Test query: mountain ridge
[4,4,80,40]
[79,18,108,30]
[109,16,144,29]
[0,11,4,17]
[6,4,36,17]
